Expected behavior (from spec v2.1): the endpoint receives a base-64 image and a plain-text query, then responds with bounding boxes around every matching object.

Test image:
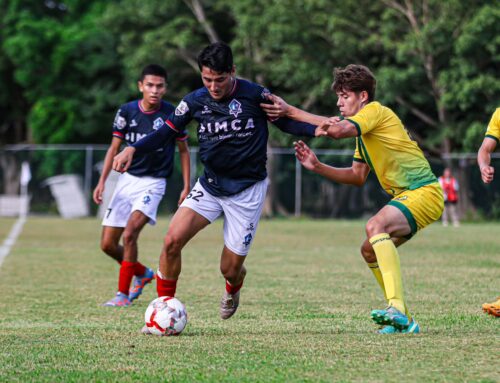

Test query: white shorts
[102,172,166,227]
[180,179,269,256]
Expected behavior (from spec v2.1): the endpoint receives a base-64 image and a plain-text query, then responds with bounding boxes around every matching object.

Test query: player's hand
[260,94,289,119]
[315,120,331,137]
[294,140,320,171]
[480,165,495,184]
[113,147,136,173]
[93,183,105,205]
[178,188,189,206]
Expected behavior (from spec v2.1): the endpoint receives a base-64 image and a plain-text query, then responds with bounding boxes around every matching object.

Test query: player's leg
[450,203,460,227]
[361,236,408,302]
[156,180,221,298]
[156,206,211,297]
[218,179,268,319]
[122,211,156,301]
[100,226,124,263]
[365,205,412,328]
[219,246,247,320]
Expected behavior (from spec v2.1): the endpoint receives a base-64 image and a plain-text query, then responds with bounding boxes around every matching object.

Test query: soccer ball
[144,296,188,336]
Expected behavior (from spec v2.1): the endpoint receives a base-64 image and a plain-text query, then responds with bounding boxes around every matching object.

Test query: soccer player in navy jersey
[94,64,191,307]
[113,42,324,327]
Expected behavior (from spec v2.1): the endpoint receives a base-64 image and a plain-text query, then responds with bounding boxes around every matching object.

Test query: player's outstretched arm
[113,146,135,173]
[478,137,497,184]
[318,118,359,139]
[94,137,122,203]
[261,94,328,126]
[294,140,369,186]
[177,140,191,206]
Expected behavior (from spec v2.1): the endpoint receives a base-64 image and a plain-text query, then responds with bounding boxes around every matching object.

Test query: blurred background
[0,0,499,219]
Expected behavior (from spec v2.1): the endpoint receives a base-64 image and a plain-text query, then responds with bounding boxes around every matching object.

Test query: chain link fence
[1,145,499,220]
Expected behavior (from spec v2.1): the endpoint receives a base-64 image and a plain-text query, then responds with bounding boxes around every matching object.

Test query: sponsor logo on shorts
[143,195,151,205]
[243,233,253,247]
[394,196,408,201]
[246,223,254,231]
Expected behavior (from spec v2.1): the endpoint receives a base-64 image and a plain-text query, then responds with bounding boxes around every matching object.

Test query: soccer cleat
[377,325,400,334]
[482,297,500,317]
[371,306,410,330]
[103,292,131,307]
[220,290,240,320]
[401,319,420,334]
[377,319,420,335]
[129,268,155,301]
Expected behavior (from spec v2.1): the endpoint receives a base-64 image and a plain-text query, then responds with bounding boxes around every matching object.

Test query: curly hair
[331,64,376,102]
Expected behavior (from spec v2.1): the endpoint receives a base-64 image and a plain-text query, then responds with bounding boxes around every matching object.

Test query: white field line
[0,216,26,269]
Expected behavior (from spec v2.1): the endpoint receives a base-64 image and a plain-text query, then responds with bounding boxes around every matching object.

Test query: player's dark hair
[140,64,168,82]
[332,64,376,102]
[197,42,233,73]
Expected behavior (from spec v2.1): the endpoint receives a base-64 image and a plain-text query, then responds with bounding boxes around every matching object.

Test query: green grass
[0,217,498,382]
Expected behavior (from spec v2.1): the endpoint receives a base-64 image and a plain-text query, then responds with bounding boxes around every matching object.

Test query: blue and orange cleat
[129,268,155,301]
[103,292,131,307]
[371,306,410,330]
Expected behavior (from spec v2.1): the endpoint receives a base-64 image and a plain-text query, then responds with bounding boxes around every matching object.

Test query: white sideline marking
[0,216,26,269]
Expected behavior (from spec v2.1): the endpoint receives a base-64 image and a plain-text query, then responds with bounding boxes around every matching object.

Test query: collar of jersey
[138,100,161,114]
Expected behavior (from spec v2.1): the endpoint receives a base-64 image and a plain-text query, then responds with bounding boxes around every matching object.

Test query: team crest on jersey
[175,101,189,116]
[153,117,164,130]
[113,111,127,130]
[229,99,242,118]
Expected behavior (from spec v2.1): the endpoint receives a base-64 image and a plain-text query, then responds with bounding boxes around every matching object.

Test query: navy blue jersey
[112,100,188,178]
[165,79,315,196]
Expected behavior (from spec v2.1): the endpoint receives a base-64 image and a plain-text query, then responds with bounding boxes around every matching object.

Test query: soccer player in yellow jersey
[262,64,444,333]
[477,108,500,318]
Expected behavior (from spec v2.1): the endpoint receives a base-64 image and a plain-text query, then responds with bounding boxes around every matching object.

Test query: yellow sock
[367,262,387,301]
[369,233,406,314]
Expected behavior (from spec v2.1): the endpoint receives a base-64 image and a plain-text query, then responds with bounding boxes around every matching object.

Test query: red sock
[157,277,177,297]
[226,280,243,294]
[134,262,146,277]
[118,261,136,295]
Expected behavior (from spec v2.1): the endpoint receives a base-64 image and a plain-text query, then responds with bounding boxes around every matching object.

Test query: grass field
[0,216,498,382]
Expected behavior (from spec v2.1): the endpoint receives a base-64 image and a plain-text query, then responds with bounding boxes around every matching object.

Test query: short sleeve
[112,106,128,140]
[485,108,500,143]
[347,102,382,136]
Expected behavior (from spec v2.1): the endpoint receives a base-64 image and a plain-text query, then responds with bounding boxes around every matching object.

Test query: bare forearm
[99,147,118,184]
[287,105,328,126]
[313,163,364,186]
[179,151,191,191]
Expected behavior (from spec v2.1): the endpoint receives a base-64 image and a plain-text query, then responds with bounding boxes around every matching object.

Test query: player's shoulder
[160,100,175,114]
[233,78,270,105]
[184,87,209,103]
[121,100,140,111]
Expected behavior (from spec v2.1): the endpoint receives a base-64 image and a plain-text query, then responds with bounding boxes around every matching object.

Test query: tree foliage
[0,0,498,153]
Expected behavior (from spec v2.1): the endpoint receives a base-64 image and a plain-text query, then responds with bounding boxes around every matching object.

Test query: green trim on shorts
[485,134,499,143]
[388,200,418,235]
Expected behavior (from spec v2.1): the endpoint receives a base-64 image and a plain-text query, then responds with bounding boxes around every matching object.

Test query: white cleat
[220,290,240,320]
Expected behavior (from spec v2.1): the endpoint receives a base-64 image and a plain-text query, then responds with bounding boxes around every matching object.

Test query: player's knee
[365,217,385,238]
[221,266,239,282]
[100,239,117,255]
[122,229,139,247]
[164,233,183,256]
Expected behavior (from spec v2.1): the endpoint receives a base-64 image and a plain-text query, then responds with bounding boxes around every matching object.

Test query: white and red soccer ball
[144,296,188,336]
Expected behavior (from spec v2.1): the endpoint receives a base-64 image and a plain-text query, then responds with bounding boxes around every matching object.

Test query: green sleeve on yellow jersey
[485,108,500,143]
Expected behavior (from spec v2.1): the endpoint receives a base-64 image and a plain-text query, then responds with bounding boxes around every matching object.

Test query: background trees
[1,0,497,150]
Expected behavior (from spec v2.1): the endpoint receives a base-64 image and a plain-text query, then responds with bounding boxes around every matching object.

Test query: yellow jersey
[485,108,500,142]
[348,101,437,197]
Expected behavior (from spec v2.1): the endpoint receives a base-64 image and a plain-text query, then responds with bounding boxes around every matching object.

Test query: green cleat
[371,306,410,330]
